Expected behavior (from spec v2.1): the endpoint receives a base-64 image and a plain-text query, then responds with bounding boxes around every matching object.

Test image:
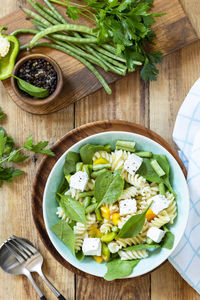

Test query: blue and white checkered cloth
[169,78,200,294]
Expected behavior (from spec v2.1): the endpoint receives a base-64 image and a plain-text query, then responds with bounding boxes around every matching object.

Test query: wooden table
[0,1,200,299]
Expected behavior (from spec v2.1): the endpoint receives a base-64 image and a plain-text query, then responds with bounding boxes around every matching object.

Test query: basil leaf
[161,226,175,249]
[123,243,160,251]
[59,194,86,225]
[51,220,75,256]
[104,258,140,281]
[64,151,80,175]
[80,144,107,164]
[13,75,49,99]
[95,170,124,208]
[117,204,151,238]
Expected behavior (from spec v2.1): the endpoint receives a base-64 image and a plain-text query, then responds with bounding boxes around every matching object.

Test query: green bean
[83,197,91,209]
[94,50,127,70]
[35,2,61,21]
[150,159,165,177]
[28,24,97,49]
[85,203,97,214]
[76,162,83,172]
[159,182,165,195]
[92,163,111,171]
[101,232,116,242]
[95,52,126,75]
[11,29,39,36]
[102,243,110,261]
[78,190,94,199]
[27,0,60,25]
[95,209,103,222]
[82,164,91,178]
[30,19,46,30]
[43,0,67,24]
[51,33,97,44]
[116,140,136,152]
[135,151,153,158]
[91,197,97,204]
[23,8,51,27]
[94,46,126,63]
[91,168,107,178]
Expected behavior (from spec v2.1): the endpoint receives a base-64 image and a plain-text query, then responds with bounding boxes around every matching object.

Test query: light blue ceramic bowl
[43,131,189,278]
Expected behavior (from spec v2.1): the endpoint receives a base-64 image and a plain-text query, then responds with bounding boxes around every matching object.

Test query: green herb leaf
[56,177,69,201]
[51,220,75,256]
[161,226,175,249]
[0,132,7,157]
[95,170,124,208]
[104,258,140,281]
[24,135,55,156]
[117,203,151,238]
[0,166,24,184]
[13,75,49,99]
[80,144,108,164]
[7,149,28,163]
[0,107,6,119]
[58,194,86,225]
[123,243,160,251]
[64,151,80,175]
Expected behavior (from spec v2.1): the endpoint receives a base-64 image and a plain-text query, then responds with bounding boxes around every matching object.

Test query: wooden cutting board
[0,0,198,115]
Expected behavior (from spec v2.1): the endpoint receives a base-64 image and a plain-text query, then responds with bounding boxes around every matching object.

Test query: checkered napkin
[168,78,200,294]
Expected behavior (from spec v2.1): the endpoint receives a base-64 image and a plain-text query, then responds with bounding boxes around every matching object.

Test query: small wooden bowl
[11,54,63,107]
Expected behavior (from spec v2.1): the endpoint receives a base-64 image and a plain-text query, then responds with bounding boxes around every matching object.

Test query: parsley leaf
[24,135,55,156]
[0,107,6,119]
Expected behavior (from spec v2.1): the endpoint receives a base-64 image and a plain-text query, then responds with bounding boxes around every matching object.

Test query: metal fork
[4,236,66,300]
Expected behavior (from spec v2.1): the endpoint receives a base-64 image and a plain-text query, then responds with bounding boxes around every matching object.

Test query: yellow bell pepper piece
[111,213,121,225]
[89,225,103,238]
[146,209,156,221]
[93,157,109,165]
[93,256,103,263]
[100,206,110,220]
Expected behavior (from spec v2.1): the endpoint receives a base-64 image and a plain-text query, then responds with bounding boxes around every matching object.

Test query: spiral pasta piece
[119,249,148,260]
[86,213,97,230]
[56,206,69,222]
[111,150,130,171]
[165,192,177,224]
[122,171,146,188]
[119,186,138,200]
[92,151,112,162]
[150,210,170,228]
[100,222,113,234]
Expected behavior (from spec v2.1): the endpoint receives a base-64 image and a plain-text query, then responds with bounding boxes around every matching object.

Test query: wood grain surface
[31,120,187,279]
[0,0,200,300]
[0,0,198,115]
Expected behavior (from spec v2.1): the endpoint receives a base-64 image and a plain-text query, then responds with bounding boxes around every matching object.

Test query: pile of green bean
[11,0,128,94]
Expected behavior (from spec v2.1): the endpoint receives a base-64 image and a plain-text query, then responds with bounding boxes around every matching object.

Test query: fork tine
[12,236,37,255]
[5,241,25,263]
[10,238,32,259]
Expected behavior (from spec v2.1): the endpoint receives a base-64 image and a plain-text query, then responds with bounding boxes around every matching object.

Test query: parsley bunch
[53,0,164,80]
[0,108,54,187]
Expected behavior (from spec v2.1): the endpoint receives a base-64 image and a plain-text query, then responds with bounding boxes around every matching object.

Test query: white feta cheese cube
[119,199,137,216]
[69,171,89,192]
[147,195,170,215]
[147,227,166,243]
[82,238,102,256]
[108,242,122,253]
[124,154,143,175]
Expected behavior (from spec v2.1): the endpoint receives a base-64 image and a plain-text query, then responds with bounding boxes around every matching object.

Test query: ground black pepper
[17,58,57,97]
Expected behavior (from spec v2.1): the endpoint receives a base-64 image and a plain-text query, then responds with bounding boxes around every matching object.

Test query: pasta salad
[51,140,177,280]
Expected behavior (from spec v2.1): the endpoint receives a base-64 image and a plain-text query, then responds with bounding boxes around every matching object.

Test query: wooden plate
[31,120,186,279]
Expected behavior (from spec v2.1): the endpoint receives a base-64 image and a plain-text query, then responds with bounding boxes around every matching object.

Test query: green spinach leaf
[104,258,140,281]
[59,194,86,225]
[117,204,151,238]
[56,177,69,201]
[51,220,75,256]
[123,243,160,251]
[80,144,108,164]
[95,170,124,208]
[161,226,175,249]
[63,151,80,175]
